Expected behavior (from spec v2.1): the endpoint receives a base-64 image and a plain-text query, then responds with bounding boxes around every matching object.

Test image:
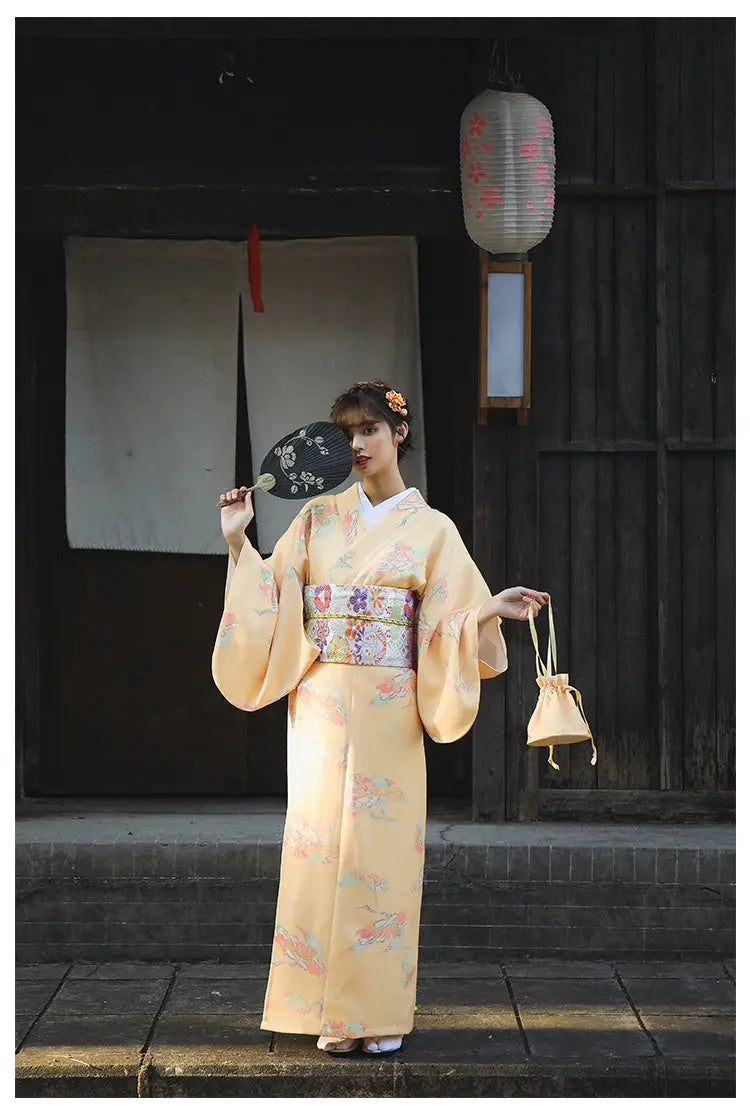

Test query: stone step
[16,800,735,963]
[15,960,735,1098]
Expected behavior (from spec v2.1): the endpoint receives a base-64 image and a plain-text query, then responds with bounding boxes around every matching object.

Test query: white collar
[357,482,416,511]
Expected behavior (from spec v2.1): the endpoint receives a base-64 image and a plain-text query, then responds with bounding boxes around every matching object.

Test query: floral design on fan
[369,669,417,708]
[350,773,406,819]
[274,427,329,495]
[414,823,425,855]
[348,905,407,953]
[272,924,326,976]
[216,612,238,648]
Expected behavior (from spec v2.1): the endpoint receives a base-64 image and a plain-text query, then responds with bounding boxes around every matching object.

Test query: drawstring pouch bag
[527,598,597,771]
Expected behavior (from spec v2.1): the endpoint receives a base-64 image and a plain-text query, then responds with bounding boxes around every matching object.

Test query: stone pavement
[15,957,735,1097]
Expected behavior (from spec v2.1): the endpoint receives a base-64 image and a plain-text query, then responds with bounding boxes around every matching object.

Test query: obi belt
[303,584,417,669]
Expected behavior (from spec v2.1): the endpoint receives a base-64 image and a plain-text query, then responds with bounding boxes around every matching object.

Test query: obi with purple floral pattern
[303,584,417,669]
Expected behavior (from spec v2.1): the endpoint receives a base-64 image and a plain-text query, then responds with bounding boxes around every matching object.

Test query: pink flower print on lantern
[460,135,470,162]
[520,139,540,162]
[468,161,486,185]
[534,163,551,184]
[536,117,552,139]
[480,186,503,209]
[544,189,555,209]
[481,143,491,152]
[476,210,484,220]
[526,200,535,210]
[468,113,485,136]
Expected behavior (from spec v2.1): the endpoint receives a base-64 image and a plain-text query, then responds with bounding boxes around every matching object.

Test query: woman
[212,380,548,1056]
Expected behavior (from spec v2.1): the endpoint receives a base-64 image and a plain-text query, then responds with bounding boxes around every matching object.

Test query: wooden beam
[538,788,735,823]
[16,182,463,240]
[15,16,616,41]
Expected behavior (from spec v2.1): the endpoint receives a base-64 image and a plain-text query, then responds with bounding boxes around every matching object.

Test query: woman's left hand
[492,586,550,622]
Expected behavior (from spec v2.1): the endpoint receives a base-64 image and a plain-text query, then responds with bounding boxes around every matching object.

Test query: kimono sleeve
[211,502,320,711]
[415,518,508,744]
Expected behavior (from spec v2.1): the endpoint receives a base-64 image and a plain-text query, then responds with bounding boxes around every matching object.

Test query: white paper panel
[242,237,427,554]
[487,270,525,398]
[65,237,243,554]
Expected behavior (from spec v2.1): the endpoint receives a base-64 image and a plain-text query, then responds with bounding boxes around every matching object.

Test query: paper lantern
[460,89,556,254]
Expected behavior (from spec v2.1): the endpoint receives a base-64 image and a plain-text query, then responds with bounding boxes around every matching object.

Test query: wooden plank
[532,200,570,445]
[558,30,598,184]
[16,184,463,240]
[595,27,615,185]
[678,180,717,792]
[713,199,736,444]
[654,19,684,791]
[16,16,616,41]
[679,19,716,182]
[611,188,655,789]
[615,455,658,788]
[594,194,617,791]
[614,202,650,443]
[613,19,647,184]
[538,788,735,823]
[679,453,717,792]
[528,200,570,793]
[503,427,540,821]
[712,19,736,182]
[712,181,735,794]
[568,200,598,792]
[714,452,735,792]
[473,415,508,820]
[537,454,571,790]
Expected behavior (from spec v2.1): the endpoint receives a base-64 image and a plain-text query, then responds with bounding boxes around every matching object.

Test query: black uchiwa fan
[217,421,353,506]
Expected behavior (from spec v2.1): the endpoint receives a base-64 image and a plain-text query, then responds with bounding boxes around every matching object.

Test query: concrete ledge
[16,801,736,963]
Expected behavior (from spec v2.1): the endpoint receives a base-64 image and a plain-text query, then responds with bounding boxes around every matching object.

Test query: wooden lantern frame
[478,256,532,426]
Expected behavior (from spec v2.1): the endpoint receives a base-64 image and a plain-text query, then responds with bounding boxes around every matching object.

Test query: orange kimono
[212,482,507,1039]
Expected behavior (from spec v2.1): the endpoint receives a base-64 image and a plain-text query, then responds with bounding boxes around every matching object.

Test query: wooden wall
[471,18,735,820]
[16,18,734,817]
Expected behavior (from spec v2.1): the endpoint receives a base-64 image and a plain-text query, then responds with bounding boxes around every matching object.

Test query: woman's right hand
[219,487,255,543]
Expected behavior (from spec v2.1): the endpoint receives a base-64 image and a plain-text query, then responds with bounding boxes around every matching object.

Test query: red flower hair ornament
[385,390,408,417]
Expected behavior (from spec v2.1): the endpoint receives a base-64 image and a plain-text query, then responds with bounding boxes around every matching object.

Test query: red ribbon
[247,225,264,312]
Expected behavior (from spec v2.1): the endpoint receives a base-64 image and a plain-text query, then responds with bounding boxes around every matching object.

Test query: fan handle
[216,473,276,508]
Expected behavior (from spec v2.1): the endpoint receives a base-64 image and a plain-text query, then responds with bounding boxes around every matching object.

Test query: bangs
[330,399,382,432]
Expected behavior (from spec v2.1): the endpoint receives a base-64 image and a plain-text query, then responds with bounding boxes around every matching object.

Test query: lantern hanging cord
[489,36,523,92]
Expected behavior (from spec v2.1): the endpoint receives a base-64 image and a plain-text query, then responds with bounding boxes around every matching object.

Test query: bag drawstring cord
[528,599,597,768]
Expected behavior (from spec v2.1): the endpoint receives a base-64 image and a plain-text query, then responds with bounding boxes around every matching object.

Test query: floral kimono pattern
[212,482,507,1038]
